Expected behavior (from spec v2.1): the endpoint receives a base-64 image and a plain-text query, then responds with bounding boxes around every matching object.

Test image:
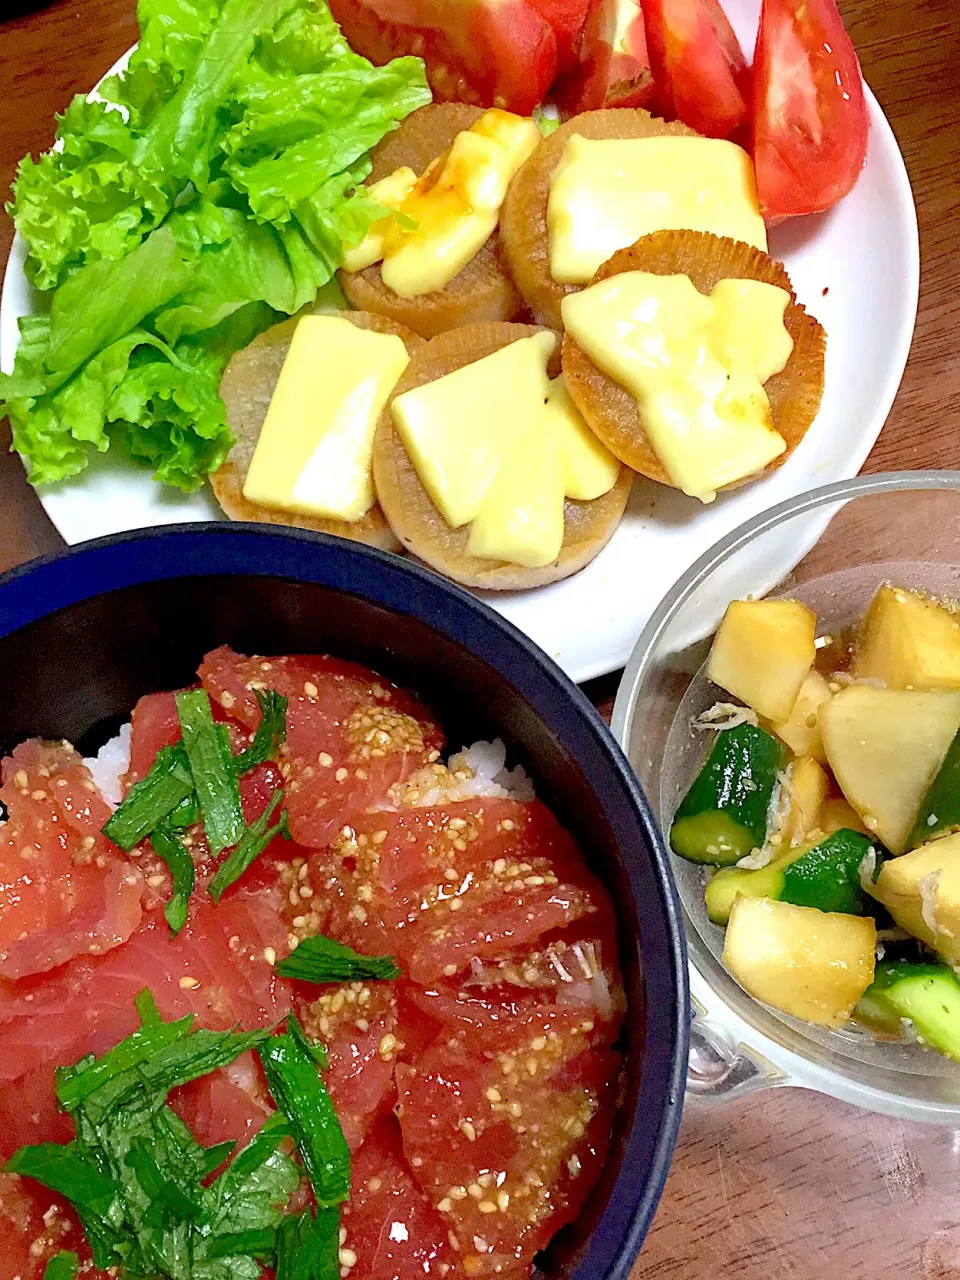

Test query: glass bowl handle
[686,998,789,1102]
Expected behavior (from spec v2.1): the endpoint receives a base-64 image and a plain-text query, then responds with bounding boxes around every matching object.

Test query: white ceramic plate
[0,1,919,682]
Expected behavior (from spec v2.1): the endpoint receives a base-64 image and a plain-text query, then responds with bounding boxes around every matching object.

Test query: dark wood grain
[1,2,959,1274]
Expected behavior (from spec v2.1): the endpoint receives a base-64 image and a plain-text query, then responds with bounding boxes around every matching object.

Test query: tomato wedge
[554,0,656,113]
[752,0,868,218]
[640,0,749,138]
[327,0,559,115]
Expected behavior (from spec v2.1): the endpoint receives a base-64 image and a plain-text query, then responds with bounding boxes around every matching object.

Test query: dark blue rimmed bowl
[0,523,688,1279]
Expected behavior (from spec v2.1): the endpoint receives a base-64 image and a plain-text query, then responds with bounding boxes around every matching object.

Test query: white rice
[393,738,536,808]
[83,722,132,810]
[447,740,535,802]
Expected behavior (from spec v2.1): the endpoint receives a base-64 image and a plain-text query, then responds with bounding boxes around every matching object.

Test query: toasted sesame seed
[335,768,349,782]
[442,963,457,976]
[304,682,319,698]
[339,1249,357,1268]
[468,1183,483,1199]
[30,790,47,801]
[448,898,463,912]
[179,976,199,990]
[531,1036,547,1051]
[339,1228,347,1246]
[497,1190,510,1212]
[14,771,28,789]
[220,691,236,709]
[437,1197,453,1213]
[460,1120,477,1142]
[478,1201,497,1214]
[318,752,334,767]
[367,1176,382,1192]
[378,1033,398,1060]
[485,1087,502,1103]
[263,947,277,965]
[147,873,166,887]
[568,1154,582,1177]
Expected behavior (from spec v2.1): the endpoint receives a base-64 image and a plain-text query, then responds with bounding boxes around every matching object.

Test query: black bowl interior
[0,525,687,1280]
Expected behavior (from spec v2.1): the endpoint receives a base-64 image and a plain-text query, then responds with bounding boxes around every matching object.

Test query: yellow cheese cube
[707,599,817,721]
[243,316,409,522]
[548,134,767,286]
[723,896,876,1028]
[391,331,556,528]
[870,831,960,963]
[854,584,960,690]
[543,375,620,501]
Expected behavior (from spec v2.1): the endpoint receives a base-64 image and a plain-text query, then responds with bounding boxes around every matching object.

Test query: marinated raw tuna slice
[0,890,295,1159]
[0,740,143,979]
[318,799,613,982]
[397,1003,619,1278]
[341,1115,458,1280]
[0,1174,108,1280]
[123,689,183,787]
[170,1050,274,1153]
[300,981,400,1151]
[198,646,444,847]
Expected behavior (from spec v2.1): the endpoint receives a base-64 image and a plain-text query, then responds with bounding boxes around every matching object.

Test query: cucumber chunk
[704,828,876,925]
[781,829,877,915]
[670,724,784,865]
[910,727,960,848]
[856,961,960,1060]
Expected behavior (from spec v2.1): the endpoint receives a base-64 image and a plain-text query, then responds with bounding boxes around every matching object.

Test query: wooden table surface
[1,1,959,1275]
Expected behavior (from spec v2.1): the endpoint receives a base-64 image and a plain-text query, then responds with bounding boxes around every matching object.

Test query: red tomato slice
[553,0,656,113]
[752,0,868,217]
[327,0,559,115]
[0,741,143,979]
[527,0,593,73]
[640,0,749,138]
[396,1003,618,1276]
[342,1116,457,1280]
[199,647,444,850]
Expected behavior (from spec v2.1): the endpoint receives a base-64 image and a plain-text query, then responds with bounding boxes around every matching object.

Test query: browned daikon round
[215,310,423,550]
[561,229,827,488]
[339,104,524,339]
[500,109,698,332]
[373,322,633,590]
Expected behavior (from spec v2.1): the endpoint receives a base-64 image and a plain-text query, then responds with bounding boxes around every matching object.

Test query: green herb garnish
[209,790,290,902]
[176,689,246,854]
[7,991,301,1278]
[42,1253,79,1280]
[101,743,194,851]
[276,1207,341,1280]
[275,935,400,985]
[258,1014,350,1209]
[234,688,289,775]
[149,821,196,935]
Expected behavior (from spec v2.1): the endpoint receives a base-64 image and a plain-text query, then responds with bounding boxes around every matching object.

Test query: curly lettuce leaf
[3,0,430,493]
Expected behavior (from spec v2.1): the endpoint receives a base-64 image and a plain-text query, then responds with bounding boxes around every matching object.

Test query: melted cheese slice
[391,335,620,567]
[346,110,540,299]
[341,168,418,274]
[548,135,767,285]
[562,272,794,503]
[243,316,409,521]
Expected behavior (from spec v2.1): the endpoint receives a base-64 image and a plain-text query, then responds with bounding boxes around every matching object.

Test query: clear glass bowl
[612,471,960,1123]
